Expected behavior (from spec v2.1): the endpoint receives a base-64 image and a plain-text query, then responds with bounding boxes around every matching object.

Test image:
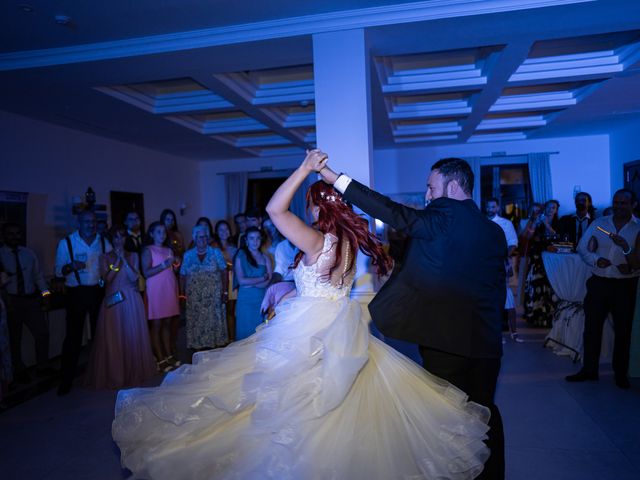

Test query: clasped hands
[302,148,329,173]
[302,149,341,184]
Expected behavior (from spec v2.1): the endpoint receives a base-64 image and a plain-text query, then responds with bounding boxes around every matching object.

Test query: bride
[112,150,491,479]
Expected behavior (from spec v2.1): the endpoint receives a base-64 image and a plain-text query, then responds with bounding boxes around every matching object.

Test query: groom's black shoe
[565,371,599,382]
[615,375,631,390]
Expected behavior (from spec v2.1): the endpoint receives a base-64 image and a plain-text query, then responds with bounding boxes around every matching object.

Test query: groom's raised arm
[330,173,447,239]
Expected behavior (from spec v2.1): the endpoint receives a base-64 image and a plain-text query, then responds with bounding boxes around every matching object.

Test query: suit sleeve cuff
[333,174,353,194]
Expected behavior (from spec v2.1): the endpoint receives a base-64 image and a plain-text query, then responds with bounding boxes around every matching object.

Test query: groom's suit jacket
[343,180,507,359]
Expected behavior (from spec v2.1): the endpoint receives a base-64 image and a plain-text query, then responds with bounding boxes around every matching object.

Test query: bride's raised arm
[266,150,328,259]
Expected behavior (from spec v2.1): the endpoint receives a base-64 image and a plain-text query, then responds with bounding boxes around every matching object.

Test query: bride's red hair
[292,181,392,283]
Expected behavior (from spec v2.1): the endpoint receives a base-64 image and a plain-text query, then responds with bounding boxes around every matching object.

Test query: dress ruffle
[113,295,489,480]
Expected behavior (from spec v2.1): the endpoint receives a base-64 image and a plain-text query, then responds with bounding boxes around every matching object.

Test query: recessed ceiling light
[17,4,34,12]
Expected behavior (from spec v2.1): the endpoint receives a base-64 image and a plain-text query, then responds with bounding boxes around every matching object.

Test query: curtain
[291,171,316,224]
[528,153,553,203]
[225,172,248,222]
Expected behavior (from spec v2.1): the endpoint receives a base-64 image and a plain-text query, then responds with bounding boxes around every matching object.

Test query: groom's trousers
[419,346,504,480]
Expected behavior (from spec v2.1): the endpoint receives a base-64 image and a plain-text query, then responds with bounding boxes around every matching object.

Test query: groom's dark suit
[342,180,507,480]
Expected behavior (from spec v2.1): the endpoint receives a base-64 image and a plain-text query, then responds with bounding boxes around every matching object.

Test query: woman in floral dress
[180,225,229,350]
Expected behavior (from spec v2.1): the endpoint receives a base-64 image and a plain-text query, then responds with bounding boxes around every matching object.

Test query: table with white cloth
[542,252,614,362]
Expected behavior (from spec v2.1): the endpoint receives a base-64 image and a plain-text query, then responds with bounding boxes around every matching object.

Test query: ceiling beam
[194,73,309,149]
[457,41,534,142]
[0,0,595,71]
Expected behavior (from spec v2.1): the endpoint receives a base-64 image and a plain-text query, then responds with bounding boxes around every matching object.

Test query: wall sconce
[179,202,187,216]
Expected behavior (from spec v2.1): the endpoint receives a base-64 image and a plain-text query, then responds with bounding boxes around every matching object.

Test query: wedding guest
[96,218,109,238]
[567,189,640,389]
[234,227,271,340]
[518,203,543,235]
[124,211,145,294]
[517,203,543,305]
[214,220,237,341]
[271,239,298,283]
[262,216,284,261]
[180,226,229,350]
[0,272,12,400]
[160,209,184,354]
[124,211,144,254]
[55,210,111,395]
[237,208,263,249]
[160,209,185,258]
[142,222,180,372]
[231,213,246,247]
[485,199,522,343]
[0,223,53,382]
[188,217,215,249]
[602,206,613,217]
[84,225,156,389]
[558,192,595,246]
[521,199,560,327]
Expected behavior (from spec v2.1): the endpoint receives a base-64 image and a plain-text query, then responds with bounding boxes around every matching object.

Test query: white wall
[0,110,202,276]
[372,134,611,215]
[610,117,640,193]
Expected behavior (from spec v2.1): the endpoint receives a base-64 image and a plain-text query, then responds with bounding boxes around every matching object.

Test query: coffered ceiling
[1,0,640,160]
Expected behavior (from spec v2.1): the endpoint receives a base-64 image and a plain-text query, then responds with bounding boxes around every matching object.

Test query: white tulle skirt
[113,296,490,479]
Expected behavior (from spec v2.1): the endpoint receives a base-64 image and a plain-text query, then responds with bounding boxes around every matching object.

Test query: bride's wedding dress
[113,234,490,479]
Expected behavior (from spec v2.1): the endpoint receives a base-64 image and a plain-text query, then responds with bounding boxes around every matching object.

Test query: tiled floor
[0,326,638,479]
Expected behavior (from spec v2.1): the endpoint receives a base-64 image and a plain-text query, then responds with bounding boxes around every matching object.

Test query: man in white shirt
[486,198,523,343]
[272,239,298,283]
[0,223,52,382]
[567,189,640,389]
[55,210,111,395]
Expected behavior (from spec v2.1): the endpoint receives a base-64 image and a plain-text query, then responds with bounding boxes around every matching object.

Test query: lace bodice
[293,233,356,300]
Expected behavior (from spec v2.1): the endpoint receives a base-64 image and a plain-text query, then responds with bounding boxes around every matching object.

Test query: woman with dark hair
[160,209,185,258]
[521,199,561,326]
[214,220,238,340]
[84,225,156,389]
[113,151,490,480]
[142,221,181,371]
[233,226,271,340]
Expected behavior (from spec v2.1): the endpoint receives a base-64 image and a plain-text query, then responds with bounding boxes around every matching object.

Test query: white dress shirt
[577,215,640,279]
[274,240,298,282]
[333,174,353,194]
[490,215,518,248]
[0,245,48,295]
[55,231,112,287]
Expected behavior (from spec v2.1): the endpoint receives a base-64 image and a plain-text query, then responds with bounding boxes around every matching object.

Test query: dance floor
[1,325,639,480]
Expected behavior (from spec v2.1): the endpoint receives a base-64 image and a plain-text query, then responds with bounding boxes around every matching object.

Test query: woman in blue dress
[233,226,272,340]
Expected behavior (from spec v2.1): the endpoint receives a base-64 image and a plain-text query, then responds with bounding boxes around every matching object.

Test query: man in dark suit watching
[316,156,507,480]
[123,211,144,254]
[558,191,594,247]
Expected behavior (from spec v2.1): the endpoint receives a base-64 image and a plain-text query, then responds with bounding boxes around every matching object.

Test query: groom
[316,156,507,480]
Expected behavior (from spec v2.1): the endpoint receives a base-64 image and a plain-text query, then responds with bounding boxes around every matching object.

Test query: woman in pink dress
[84,225,156,389]
[142,222,181,372]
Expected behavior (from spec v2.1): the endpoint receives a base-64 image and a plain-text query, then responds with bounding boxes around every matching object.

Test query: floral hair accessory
[319,191,339,202]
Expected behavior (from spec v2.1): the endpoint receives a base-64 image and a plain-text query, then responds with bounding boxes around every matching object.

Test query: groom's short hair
[432,158,474,196]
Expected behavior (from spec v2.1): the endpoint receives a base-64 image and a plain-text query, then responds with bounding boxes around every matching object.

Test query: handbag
[105,290,125,308]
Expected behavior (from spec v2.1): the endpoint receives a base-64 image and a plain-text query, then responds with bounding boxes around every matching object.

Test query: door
[110,191,145,232]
